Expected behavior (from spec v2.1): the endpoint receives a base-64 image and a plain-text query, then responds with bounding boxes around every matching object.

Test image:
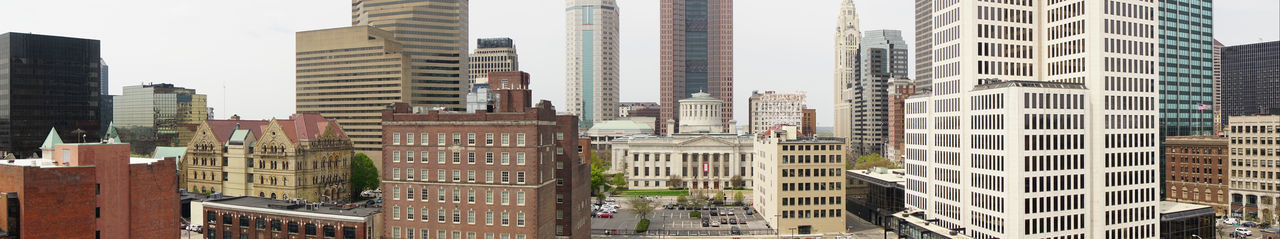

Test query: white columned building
[610,93,752,189]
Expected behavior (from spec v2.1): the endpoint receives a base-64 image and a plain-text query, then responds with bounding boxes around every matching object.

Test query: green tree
[734,191,745,205]
[629,197,655,220]
[610,173,628,189]
[676,195,689,206]
[590,152,610,196]
[713,191,726,204]
[854,153,901,170]
[350,153,380,200]
[667,176,685,189]
[730,175,745,188]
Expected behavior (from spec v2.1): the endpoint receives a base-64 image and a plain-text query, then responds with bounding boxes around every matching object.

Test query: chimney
[728,120,738,135]
[491,71,533,113]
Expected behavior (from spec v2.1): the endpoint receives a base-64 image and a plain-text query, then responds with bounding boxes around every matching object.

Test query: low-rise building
[1164,136,1229,216]
[0,130,178,239]
[585,119,654,152]
[610,93,751,189]
[200,196,381,239]
[1228,115,1280,220]
[753,125,846,234]
[847,168,906,226]
[182,113,354,202]
[1158,201,1215,239]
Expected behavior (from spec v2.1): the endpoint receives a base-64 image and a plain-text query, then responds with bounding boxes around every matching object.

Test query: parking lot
[592,199,774,236]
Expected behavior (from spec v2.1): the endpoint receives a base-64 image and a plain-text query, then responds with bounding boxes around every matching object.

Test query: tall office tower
[659,0,733,135]
[469,38,518,86]
[833,0,860,152]
[1222,41,1280,118]
[1158,0,1214,138]
[353,0,469,111]
[0,33,102,157]
[115,83,210,153]
[912,0,932,88]
[1212,39,1223,135]
[899,1,1160,238]
[850,30,909,156]
[566,0,620,128]
[747,90,807,134]
[296,26,412,164]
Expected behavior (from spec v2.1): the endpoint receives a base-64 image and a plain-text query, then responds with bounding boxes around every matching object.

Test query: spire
[104,122,122,143]
[41,128,63,149]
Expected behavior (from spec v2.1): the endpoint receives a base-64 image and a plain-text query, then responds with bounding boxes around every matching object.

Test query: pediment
[676,135,735,146]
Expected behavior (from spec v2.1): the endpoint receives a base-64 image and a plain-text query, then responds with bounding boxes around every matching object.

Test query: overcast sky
[4,0,1277,126]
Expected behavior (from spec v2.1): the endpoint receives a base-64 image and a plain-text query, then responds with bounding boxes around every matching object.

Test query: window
[501,171,510,183]
[305,223,317,235]
[517,191,526,205]
[468,189,476,203]
[438,208,446,222]
[421,151,430,163]
[422,207,430,220]
[407,185,415,199]
[467,133,476,145]
[467,170,476,182]
[502,211,510,226]
[256,218,266,229]
[421,133,430,145]
[517,212,526,227]
[501,191,510,205]
[407,151,415,163]
[452,133,462,145]
[407,133,415,145]
[468,152,476,164]
[486,133,494,145]
[452,209,461,223]
[516,171,525,184]
[438,152,446,164]
[486,190,495,204]
[501,153,510,165]
[501,134,510,146]
[453,188,461,202]
[452,170,461,182]
[467,210,476,224]
[393,169,401,181]
[288,222,299,234]
[452,152,461,164]
[516,153,526,165]
[407,206,415,220]
[437,169,446,181]
[486,211,495,225]
[438,133,446,146]
[486,171,495,183]
[421,170,430,182]
[393,206,401,219]
[516,133,526,146]
[393,133,401,145]
[438,188,446,202]
[223,214,232,225]
[393,151,401,162]
[485,153,494,164]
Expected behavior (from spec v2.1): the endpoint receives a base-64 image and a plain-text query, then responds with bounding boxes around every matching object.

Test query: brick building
[0,130,177,239]
[1163,136,1229,217]
[885,80,916,162]
[379,71,590,239]
[200,196,381,239]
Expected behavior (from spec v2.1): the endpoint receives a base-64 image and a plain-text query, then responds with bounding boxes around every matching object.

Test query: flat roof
[204,196,381,219]
[780,137,845,144]
[973,79,1087,91]
[1159,201,1214,221]
[0,157,162,168]
[847,168,907,188]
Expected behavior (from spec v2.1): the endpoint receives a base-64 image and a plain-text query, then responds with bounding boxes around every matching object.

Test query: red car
[597,212,614,218]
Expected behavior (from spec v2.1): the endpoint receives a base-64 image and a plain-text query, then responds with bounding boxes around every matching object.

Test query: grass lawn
[615,189,689,197]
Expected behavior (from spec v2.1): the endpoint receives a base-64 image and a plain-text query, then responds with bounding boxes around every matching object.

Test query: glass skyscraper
[0,32,102,157]
[1158,0,1215,137]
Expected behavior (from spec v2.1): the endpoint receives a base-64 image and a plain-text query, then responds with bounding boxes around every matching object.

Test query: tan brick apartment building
[1163,136,1229,216]
[183,114,354,202]
[1229,115,1280,220]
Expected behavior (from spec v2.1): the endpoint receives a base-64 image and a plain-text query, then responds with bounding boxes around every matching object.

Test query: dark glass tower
[1222,41,1280,117]
[0,32,102,157]
[1158,0,1215,137]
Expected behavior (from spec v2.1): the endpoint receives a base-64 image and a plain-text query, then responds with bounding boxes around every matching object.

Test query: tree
[730,175,745,188]
[590,152,610,196]
[667,176,685,189]
[629,197,655,220]
[610,173,628,189]
[713,191,726,205]
[854,153,901,170]
[676,195,689,206]
[350,153,380,200]
[690,190,708,208]
[734,191,745,205]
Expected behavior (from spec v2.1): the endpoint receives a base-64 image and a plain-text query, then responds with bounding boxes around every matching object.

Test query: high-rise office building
[747,91,806,135]
[566,0,620,128]
[296,26,411,164]
[898,1,1160,238]
[1158,0,1215,138]
[0,32,102,158]
[659,0,733,135]
[352,0,469,111]
[469,37,518,86]
[912,0,932,88]
[833,0,860,152]
[100,59,113,137]
[1212,39,1223,135]
[1222,41,1280,118]
[115,83,209,153]
[850,30,908,156]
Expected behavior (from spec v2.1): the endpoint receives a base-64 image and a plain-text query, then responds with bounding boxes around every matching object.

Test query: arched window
[270,193,277,199]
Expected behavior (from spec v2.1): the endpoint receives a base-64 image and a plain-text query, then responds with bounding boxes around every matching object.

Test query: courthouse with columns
[610,92,754,189]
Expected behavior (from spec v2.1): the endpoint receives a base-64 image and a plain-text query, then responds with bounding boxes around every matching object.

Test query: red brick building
[886,82,916,161]
[802,108,817,137]
[380,71,589,239]
[1164,136,1230,217]
[0,136,177,239]
[200,196,380,239]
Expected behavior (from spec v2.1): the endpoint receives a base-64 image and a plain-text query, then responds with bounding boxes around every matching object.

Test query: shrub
[690,211,701,218]
[636,219,650,233]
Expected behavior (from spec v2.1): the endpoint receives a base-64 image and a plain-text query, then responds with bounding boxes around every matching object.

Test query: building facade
[566,0,620,128]
[200,196,381,239]
[850,29,909,156]
[846,168,905,227]
[833,0,861,149]
[115,83,209,153]
[752,125,846,235]
[617,102,658,118]
[1213,39,1224,135]
[1158,201,1216,239]
[748,91,807,135]
[0,140,177,239]
[912,0,932,88]
[1163,136,1229,217]
[296,26,411,164]
[469,38,518,87]
[659,0,733,135]
[885,79,916,162]
[1157,0,1215,137]
[610,93,750,189]
[1222,41,1280,118]
[352,0,469,111]
[182,114,354,203]
[379,73,590,239]
[903,1,1161,237]
[0,32,103,158]
[802,108,816,137]
[1228,115,1280,220]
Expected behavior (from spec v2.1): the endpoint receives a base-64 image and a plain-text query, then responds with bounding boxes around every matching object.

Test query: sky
[3,0,1278,127]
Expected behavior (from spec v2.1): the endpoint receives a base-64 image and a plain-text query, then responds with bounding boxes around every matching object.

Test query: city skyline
[0,0,1276,127]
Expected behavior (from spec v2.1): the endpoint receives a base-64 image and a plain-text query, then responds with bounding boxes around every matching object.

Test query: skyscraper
[352,0,469,111]
[0,32,102,157]
[100,59,114,138]
[115,83,209,153]
[1212,39,1223,134]
[850,29,908,156]
[659,0,733,135]
[1158,0,1215,138]
[900,1,1160,238]
[912,0,932,88]
[833,0,860,153]
[469,37,518,86]
[566,0,620,128]
[1222,41,1280,119]
[296,26,411,164]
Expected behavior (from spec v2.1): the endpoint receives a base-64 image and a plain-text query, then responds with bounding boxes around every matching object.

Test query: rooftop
[588,120,653,132]
[204,196,381,219]
[779,137,845,144]
[973,78,1087,91]
[1159,201,1214,221]
[0,156,165,168]
[1163,135,1228,146]
[848,168,907,188]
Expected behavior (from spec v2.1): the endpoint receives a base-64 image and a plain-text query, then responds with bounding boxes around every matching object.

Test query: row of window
[781,196,842,206]
[390,205,526,227]
[781,181,842,191]
[778,209,842,219]
[390,168,527,184]
[389,228,526,239]
[390,185,526,206]
[781,168,842,178]
[390,150,528,165]
[205,212,355,239]
[391,132,530,147]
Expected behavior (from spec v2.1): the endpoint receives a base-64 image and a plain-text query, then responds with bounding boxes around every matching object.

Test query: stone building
[1228,115,1280,220]
[753,125,847,234]
[182,114,354,202]
[1163,136,1229,217]
[747,91,807,135]
[885,79,916,161]
[610,93,752,189]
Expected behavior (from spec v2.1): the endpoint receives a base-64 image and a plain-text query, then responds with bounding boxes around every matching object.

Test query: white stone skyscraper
[832,0,860,155]
[566,0,620,128]
[900,1,1160,238]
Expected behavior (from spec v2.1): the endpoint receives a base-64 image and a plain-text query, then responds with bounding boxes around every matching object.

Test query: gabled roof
[41,128,62,149]
[203,113,348,145]
[152,147,187,160]
[104,122,122,143]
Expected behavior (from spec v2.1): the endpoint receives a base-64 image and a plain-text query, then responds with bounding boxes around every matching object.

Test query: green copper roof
[41,128,63,149]
[590,120,654,131]
[228,129,252,146]
[152,146,187,160]
[104,122,122,143]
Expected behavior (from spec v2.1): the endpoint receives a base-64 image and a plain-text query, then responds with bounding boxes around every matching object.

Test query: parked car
[1236,228,1253,236]
[731,226,742,235]
[702,220,710,227]
[720,218,728,224]
[1224,217,1240,224]
[710,210,720,216]
[604,198,616,203]
[665,204,675,210]
[1244,221,1258,227]
[598,212,614,218]
[726,210,735,216]
[746,209,755,215]
[711,221,721,227]
[728,218,738,224]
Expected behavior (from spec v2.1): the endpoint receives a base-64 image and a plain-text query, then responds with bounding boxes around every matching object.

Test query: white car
[1236,228,1252,236]
[1224,217,1240,224]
